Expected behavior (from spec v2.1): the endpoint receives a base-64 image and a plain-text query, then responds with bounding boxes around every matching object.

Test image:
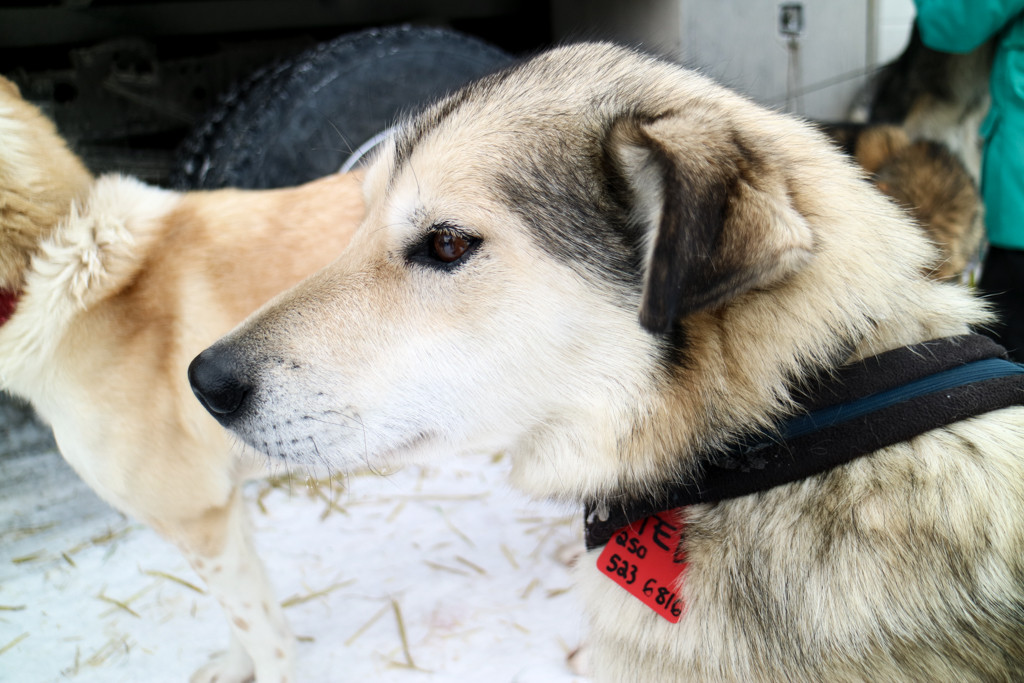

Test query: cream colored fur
[0,77,364,682]
[193,44,1024,680]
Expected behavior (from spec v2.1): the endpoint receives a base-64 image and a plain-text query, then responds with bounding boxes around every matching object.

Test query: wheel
[172,25,512,190]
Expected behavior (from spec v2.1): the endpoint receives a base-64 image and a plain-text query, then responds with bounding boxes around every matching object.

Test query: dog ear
[0,76,21,98]
[607,113,815,333]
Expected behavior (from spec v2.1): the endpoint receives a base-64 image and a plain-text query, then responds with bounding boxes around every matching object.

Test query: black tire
[172,25,512,190]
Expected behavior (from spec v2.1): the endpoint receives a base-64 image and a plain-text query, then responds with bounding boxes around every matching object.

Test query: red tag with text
[596,511,686,622]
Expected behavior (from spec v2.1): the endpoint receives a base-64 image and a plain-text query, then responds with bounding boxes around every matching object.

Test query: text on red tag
[596,510,686,623]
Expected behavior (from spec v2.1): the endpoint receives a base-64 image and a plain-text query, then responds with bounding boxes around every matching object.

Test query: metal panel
[552,0,917,121]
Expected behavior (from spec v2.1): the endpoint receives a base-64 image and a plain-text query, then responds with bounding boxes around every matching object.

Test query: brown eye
[407,225,480,271]
[432,232,471,263]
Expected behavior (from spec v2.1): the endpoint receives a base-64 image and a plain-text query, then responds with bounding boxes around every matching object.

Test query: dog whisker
[320,114,356,156]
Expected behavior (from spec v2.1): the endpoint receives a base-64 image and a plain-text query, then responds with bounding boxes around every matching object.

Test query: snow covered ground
[0,398,589,682]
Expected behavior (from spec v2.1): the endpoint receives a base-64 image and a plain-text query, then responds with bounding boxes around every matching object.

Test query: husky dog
[0,76,364,682]
[867,24,994,182]
[824,122,984,282]
[189,45,1024,681]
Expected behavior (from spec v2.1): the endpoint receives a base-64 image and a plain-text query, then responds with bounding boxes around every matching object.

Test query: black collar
[584,334,1024,550]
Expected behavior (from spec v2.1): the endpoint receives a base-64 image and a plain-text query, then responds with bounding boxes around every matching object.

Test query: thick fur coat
[0,77,364,682]
[189,45,1024,681]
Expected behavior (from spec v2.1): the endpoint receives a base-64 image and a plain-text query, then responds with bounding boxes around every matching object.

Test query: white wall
[878,0,916,63]
[551,0,916,121]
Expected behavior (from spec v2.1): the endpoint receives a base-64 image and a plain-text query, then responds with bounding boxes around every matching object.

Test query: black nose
[188,345,252,419]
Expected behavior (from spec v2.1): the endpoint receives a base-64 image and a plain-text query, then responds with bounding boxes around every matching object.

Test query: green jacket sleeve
[914,0,1024,52]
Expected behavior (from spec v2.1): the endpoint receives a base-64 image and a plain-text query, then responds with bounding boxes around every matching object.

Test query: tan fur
[823,123,985,282]
[0,76,364,682]
[852,125,984,281]
[0,79,92,290]
[849,124,910,175]
[192,45,1024,681]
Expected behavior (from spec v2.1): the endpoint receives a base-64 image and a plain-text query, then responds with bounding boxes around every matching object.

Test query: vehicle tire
[172,25,512,190]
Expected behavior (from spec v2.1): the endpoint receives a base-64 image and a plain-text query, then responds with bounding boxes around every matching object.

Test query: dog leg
[191,632,254,683]
[169,487,294,683]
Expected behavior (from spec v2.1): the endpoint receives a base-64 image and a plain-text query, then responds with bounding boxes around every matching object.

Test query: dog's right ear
[606,112,815,333]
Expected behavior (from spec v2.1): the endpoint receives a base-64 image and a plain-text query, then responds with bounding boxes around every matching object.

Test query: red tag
[596,511,686,622]
[0,290,18,327]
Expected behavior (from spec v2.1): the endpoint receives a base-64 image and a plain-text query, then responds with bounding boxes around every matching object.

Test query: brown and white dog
[0,76,364,682]
[190,44,1024,681]
[824,122,985,282]
[866,23,994,184]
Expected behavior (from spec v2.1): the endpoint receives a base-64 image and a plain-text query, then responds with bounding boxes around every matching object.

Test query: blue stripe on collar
[584,336,1024,550]
[779,357,1024,442]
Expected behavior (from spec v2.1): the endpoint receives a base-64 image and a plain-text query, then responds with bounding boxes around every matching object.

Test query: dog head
[0,76,93,291]
[190,44,951,501]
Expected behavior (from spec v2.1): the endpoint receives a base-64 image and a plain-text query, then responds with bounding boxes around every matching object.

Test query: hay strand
[280,579,354,608]
[390,598,416,669]
[144,569,205,594]
[0,633,28,656]
[344,603,390,647]
[96,593,140,618]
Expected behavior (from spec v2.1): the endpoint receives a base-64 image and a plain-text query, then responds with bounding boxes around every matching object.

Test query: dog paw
[567,642,590,676]
[189,649,255,683]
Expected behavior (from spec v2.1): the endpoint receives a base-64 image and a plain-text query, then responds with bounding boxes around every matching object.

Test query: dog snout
[188,345,251,420]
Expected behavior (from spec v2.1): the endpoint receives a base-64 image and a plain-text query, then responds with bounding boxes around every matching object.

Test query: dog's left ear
[607,113,815,333]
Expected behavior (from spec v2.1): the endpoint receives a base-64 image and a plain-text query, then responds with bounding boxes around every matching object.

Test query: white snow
[0,425,590,683]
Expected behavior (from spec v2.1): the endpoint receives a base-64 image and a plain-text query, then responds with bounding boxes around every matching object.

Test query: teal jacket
[915,0,1024,249]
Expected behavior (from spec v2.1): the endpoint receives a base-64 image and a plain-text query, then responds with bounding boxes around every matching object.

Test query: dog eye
[431,232,472,263]
[408,225,481,270]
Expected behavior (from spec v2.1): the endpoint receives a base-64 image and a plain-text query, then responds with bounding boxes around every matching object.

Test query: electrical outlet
[779,3,804,37]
